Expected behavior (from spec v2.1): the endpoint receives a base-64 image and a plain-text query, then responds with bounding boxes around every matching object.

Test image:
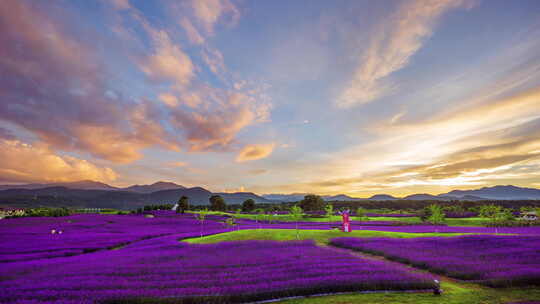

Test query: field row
[0,237,435,303]
[330,235,540,287]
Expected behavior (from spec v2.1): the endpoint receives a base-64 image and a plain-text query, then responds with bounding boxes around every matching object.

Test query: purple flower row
[330,235,540,287]
[0,238,435,303]
[0,212,232,262]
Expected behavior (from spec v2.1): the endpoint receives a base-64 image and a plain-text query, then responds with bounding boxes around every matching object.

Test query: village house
[0,208,26,219]
[520,211,538,221]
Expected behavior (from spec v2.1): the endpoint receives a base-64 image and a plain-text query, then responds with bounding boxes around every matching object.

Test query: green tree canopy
[209,195,226,211]
[299,194,325,211]
[242,199,256,212]
[479,204,502,218]
[325,204,333,218]
[427,204,445,225]
[177,196,189,213]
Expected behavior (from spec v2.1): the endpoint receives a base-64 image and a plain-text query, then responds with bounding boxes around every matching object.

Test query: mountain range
[0,181,539,210]
[0,181,273,209]
[261,185,540,201]
[0,180,186,193]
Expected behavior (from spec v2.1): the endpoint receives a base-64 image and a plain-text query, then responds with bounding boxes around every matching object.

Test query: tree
[356,207,366,219]
[177,196,189,214]
[242,199,256,212]
[491,208,514,224]
[299,194,325,212]
[197,208,208,238]
[419,206,432,222]
[289,205,304,240]
[479,204,502,218]
[209,195,226,211]
[254,208,265,228]
[325,204,333,218]
[427,204,445,225]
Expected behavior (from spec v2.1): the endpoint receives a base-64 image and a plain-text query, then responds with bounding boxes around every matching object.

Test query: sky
[1,0,540,197]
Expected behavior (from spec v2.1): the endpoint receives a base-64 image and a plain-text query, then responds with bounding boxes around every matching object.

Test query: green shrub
[428,204,445,224]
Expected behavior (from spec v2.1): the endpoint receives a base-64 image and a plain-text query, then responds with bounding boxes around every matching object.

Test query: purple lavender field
[0,212,441,303]
[0,234,435,303]
[0,212,233,262]
[330,235,540,287]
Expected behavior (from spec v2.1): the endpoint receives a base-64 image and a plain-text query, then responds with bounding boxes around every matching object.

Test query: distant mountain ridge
[444,185,540,200]
[123,181,186,193]
[262,193,362,202]
[368,194,398,201]
[0,180,186,192]
[263,185,540,201]
[0,181,272,210]
[0,182,539,210]
[0,180,118,191]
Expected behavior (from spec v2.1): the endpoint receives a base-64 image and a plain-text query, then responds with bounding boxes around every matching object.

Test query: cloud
[0,1,151,163]
[140,30,195,86]
[0,1,259,165]
[190,0,240,34]
[261,84,540,196]
[170,88,270,151]
[109,0,131,11]
[236,143,275,162]
[169,161,188,167]
[159,93,179,107]
[201,46,226,77]
[0,0,272,183]
[221,186,246,193]
[179,17,205,45]
[0,127,15,140]
[0,139,117,183]
[174,0,240,46]
[336,0,474,107]
[249,169,268,175]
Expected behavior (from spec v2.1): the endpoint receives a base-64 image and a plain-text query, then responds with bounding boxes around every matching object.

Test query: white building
[520,211,538,221]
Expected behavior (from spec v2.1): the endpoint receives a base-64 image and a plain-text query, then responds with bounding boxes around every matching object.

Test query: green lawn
[184,229,477,245]
[276,281,540,304]
[445,217,490,226]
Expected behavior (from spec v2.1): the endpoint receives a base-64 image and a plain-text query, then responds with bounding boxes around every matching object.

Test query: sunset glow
[1,0,539,196]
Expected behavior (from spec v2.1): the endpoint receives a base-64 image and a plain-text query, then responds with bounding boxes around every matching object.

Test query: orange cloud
[0,0,270,172]
[159,93,179,107]
[169,161,188,167]
[249,169,268,175]
[171,90,270,151]
[236,143,275,162]
[140,30,195,86]
[0,139,117,183]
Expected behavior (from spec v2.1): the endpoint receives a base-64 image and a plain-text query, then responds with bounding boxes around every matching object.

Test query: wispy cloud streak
[337,0,475,107]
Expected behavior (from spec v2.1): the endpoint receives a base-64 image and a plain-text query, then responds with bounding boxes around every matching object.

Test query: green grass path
[185,229,492,245]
